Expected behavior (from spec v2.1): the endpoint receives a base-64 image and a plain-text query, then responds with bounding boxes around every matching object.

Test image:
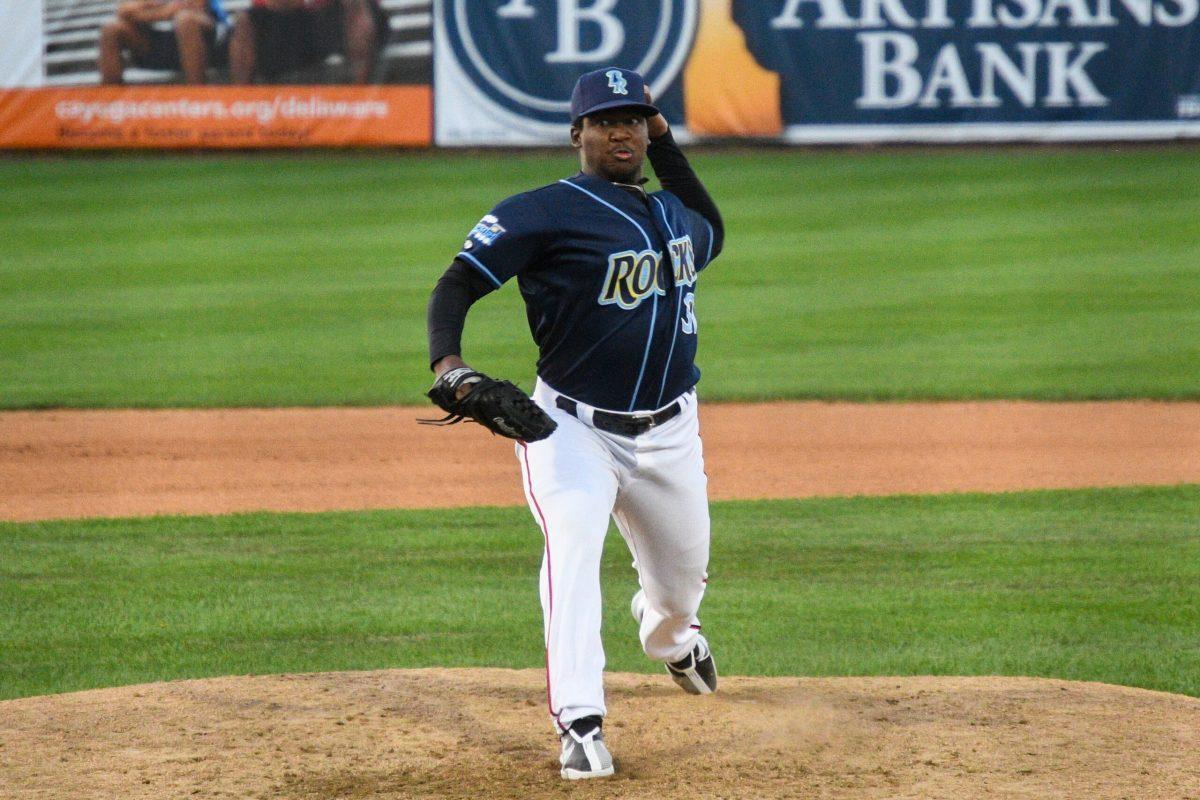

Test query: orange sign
[0,86,431,149]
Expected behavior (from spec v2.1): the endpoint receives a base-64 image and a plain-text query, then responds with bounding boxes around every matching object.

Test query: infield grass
[2,148,1198,407]
[2,485,1197,701]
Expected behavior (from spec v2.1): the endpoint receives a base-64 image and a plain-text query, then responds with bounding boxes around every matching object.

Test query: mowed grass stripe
[1,485,1197,701]
[1,148,1198,407]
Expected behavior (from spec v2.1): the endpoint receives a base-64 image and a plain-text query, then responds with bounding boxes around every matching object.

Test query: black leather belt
[556,396,682,437]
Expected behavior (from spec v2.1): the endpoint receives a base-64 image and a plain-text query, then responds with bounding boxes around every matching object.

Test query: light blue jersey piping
[651,195,685,408]
[560,178,662,410]
[558,179,653,250]
[456,250,503,288]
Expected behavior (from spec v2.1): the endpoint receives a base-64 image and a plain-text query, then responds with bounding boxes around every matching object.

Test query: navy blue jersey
[456,172,718,413]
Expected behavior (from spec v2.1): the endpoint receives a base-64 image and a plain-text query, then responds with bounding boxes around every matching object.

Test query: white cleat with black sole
[631,589,718,695]
[559,716,614,780]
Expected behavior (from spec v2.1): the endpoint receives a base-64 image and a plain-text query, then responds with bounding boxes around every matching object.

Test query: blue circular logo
[444,0,698,124]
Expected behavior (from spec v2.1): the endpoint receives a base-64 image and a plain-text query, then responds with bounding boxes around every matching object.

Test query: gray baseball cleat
[631,589,718,695]
[559,716,614,780]
[666,635,718,695]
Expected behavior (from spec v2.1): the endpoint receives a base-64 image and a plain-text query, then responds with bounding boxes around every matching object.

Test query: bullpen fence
[2,0,1198,148]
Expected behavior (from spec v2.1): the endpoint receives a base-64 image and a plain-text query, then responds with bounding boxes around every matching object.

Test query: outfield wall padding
[3,0,1199,147]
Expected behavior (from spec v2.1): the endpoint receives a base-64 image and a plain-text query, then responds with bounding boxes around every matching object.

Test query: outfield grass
[2,485,1197,701]
[1,148,1197,407]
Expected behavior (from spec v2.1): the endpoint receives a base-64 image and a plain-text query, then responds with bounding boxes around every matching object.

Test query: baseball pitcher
[424,66,724,780]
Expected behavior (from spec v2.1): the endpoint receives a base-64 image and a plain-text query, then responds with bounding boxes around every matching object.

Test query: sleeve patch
[466,214,507,249]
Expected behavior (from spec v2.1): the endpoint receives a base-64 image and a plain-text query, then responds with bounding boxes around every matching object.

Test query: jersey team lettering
[599,236,697,311]
[668,236,698,286]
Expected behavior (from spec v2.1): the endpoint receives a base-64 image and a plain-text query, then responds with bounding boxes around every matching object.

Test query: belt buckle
[623,411,654,433]
[609,413,648,437]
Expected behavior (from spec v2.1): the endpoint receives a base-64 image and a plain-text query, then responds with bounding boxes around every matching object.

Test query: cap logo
[606,69,629,96]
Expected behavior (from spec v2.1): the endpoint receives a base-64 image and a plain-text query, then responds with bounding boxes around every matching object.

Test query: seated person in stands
[98,0,227,85]
[229,0,387,85]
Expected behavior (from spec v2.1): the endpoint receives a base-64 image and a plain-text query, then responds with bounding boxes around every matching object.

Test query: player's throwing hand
[644,87,670,138]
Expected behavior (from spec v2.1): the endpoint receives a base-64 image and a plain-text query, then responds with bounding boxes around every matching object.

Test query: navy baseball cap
[570,67,659,124]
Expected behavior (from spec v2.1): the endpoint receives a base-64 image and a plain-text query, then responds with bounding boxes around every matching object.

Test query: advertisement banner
[0,0,433,148]
[729,0,1200,142]
[434,0,696,145]
[434,0,1200,144]
[0,86,431,148]
[3,0,1199,145]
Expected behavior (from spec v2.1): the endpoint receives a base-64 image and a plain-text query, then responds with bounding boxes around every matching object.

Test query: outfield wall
[2,0,1199,148]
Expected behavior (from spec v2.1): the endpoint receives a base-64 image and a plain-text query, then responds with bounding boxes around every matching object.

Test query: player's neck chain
[612,181,648,201]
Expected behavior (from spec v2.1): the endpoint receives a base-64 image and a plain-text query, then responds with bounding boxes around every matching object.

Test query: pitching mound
[2,669,1197,799]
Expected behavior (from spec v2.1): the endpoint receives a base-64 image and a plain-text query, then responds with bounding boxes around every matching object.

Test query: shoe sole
[668,668,715,695]
[561,765,615,780]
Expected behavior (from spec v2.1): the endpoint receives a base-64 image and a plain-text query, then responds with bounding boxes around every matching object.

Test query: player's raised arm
[642,90,725,261]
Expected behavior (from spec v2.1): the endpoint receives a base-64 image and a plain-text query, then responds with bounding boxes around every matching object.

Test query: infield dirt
[3,400,1199,521]
[3,401,1199,799]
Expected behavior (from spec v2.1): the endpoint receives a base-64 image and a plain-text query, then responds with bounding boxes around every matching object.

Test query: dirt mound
[2,669,1196,799]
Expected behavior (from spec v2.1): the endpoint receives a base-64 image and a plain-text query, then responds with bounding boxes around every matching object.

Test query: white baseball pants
[517,379,711,732]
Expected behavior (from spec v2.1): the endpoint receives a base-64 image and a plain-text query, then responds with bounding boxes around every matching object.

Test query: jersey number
[681,292,697,334]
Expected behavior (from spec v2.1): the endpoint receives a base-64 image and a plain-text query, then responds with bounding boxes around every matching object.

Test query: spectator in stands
[229,0,388,85]
[98,0,228,85]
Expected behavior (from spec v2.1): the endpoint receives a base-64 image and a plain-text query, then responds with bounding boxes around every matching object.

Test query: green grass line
[2,485,1197,701]
[2,149,1198,407]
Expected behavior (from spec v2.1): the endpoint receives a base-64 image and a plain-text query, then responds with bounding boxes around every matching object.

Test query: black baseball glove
[419,367,557,442]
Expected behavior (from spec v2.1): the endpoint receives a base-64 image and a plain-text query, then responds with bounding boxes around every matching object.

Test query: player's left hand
[644,88,669,139]
[420,368,557,441]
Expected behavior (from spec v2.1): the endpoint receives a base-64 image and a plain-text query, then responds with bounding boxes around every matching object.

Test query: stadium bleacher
[42,0,432,85]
